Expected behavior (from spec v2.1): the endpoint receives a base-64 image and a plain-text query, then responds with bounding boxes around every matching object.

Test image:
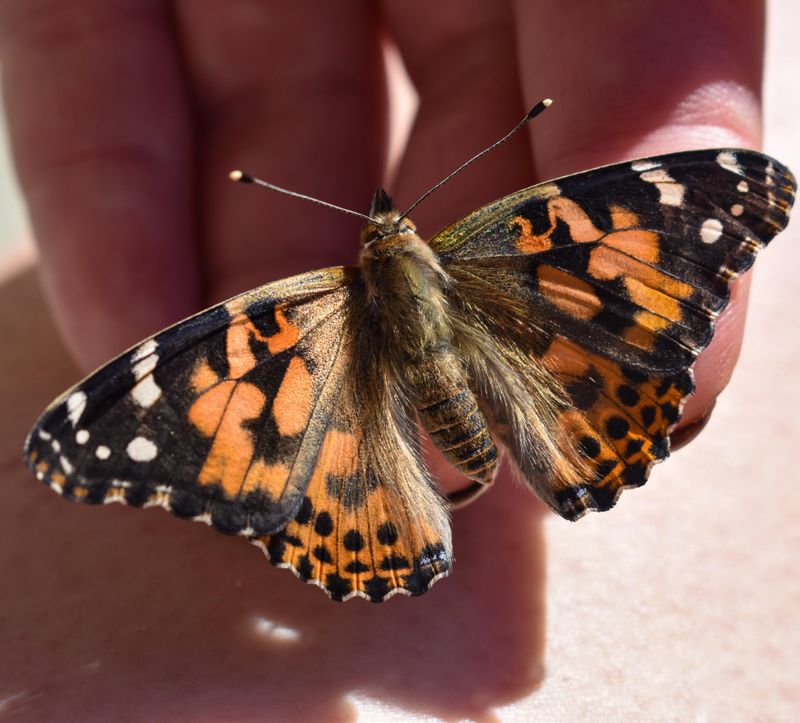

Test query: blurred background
[0,96,27,254]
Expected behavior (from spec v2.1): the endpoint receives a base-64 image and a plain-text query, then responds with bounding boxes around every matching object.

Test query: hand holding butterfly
[3,1,796,720]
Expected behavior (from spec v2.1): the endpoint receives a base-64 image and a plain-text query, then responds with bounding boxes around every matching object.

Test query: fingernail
[669,401,716,451]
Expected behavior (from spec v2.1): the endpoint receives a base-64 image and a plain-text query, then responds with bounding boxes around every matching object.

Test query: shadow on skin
[1,262,547,722]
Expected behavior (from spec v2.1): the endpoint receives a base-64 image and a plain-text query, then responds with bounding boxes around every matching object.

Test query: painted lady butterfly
[24,102,795,601]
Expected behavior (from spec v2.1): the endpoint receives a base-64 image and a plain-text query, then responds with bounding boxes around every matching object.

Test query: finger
[382,0,527,496]
[173,0,385,302]
[0,1,199,370]
[382,0,529,230]
[514,0,765,434]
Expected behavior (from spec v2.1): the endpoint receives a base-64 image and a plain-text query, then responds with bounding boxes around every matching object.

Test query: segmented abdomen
[408,353,498,484]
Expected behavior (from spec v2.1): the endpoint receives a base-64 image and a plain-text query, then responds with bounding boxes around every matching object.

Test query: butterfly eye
[360,224,380,246]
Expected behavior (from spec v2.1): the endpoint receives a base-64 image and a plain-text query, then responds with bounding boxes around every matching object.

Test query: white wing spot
[130,342,162,408]
[66,391,87,427]
[657,183,684,207]
[127,436,158,462]
[96,445,111,460]
[716,151,744,175]
[640,169,673,184]
[132,339,158,362]
[37,429,52,441]
[640,168,685,206]
[76,429,90,445]
[631,160,661,172]
[52,440,61,453]
[700,218,724,244]
[131,376,162,408]
[132,355,158,379]
[59,455,74,475]
[737,180,749,193]
[731,203,744,217]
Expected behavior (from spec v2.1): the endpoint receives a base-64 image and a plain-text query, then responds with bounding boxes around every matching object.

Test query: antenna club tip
[229,170,253,183]
[527,98,554,120]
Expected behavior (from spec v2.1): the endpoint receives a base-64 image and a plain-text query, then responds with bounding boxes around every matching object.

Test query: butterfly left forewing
[435,149,795,519]
[24,266,359,535]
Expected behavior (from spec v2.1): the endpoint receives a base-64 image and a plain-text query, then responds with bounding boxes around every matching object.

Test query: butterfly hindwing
[256,329,453,602]
[435,149,795,519]
[24,267,359,536]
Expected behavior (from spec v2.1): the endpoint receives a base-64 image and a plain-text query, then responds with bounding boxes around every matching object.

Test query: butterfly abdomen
[405,351,498,485]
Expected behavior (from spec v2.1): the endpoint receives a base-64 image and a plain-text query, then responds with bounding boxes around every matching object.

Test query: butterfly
[23,101,795,601]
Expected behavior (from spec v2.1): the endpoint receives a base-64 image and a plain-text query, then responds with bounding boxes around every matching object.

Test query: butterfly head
[360,188,417,248]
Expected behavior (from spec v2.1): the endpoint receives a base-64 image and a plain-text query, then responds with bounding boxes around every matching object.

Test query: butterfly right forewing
[435,149,795,519]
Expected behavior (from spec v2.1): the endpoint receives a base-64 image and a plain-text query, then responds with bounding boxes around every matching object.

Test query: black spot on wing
[364,575,391,602]
[314,511,334,536]
[342,529,365,552]
[376,522,399,545]
[325,572,353,602]
[294,496,313,525]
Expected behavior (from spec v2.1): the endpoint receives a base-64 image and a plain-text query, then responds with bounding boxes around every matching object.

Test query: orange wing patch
[512,195,605,254]
[192,381,267,496]
[538,264,603,320]
[511,216,552,253]
[609,204,641,230]
[272,356,314,436]
[190,359,220,395]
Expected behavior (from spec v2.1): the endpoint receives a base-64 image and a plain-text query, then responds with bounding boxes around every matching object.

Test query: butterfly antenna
[399,98,553,220]
[229,170,379,223]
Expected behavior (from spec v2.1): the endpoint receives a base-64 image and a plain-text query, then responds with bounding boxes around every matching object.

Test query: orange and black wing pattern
[24,267,357,537]
[433,149,795,519]
[24,264,452,601]
[255,367,452,602]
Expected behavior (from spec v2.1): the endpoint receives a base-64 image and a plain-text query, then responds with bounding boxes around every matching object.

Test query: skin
[3,1,794,720]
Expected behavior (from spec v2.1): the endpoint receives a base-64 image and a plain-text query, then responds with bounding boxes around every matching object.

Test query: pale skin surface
[1,1,798,720]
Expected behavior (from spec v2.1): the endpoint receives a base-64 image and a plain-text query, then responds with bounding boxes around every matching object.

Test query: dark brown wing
[24,267,358,535]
